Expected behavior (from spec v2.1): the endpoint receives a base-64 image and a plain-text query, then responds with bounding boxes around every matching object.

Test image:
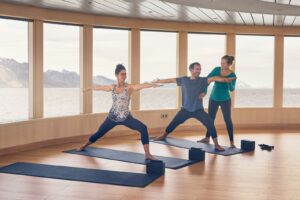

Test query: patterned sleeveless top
[108,84,131,122]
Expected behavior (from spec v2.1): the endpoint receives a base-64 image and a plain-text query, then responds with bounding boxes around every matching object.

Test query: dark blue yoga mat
[0,162,161,188]
[64,147,200,169]
[151,137,247,156]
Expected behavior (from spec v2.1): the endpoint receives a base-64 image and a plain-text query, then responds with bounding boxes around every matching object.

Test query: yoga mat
[64,147,200,169]
[151,137,248,156]
[0,162,161,188]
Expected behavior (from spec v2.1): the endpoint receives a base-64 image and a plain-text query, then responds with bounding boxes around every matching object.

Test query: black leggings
[206,99,234,142]
[165,108,218,139]
[89,115,149,144]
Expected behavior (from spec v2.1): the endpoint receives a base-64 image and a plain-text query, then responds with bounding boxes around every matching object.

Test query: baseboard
[1,124,300,156]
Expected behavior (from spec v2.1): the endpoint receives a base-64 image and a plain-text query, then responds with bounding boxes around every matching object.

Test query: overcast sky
[0,18,300,88]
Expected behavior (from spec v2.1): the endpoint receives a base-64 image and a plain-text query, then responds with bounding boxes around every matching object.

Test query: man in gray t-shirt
[176,76,209,112]
[153,62,236,151]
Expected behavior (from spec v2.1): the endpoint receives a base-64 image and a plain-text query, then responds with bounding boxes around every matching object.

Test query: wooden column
[226,33,236,107]
[129,28,140,111]
[274,35,284,108]
[80,25,93,114]
[176,31,188,108]
[28,20,43,119]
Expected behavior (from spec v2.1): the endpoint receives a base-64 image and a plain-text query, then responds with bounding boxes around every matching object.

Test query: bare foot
[145,154,158,160]
[76,146,84,151]
[197,137,210,144]
[215,144,225,152]
[230,143,236,148]
[153,135,167,141]
[76,141,92,151]
[76,145,87,151]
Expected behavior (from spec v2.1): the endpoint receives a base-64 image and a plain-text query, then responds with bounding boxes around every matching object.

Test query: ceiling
[1,0,300,26]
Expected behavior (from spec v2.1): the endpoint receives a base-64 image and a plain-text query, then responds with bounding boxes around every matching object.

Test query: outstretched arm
[83,85,113,92]
[153,78,176,84]
[228,78,237,91]
[129,82,161,92]
[207,76,236,84]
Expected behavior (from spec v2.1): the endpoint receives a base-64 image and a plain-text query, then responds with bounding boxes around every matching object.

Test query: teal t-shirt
[206,67,237,101]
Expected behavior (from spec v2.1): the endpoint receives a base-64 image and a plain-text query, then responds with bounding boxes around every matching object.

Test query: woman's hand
[152,83,162,88]
[82,87,92,92]
[209,76,236,83]
[224,77,237,83]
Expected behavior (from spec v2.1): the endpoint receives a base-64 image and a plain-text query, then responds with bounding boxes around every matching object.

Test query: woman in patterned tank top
[77,64,160,160]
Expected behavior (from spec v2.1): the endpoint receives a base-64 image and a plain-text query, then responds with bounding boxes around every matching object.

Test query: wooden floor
[1,129,300,200]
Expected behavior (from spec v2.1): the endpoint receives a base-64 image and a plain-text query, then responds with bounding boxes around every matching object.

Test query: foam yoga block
[241,140,255,151]
[146,160,165,175]
[189,148,205,161]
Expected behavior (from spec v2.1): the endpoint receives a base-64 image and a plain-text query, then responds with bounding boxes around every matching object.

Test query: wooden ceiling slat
[263,14,274,25]
[88,0,121,14]
[274,15,285,26]
[290,0,300,6]
[136,2,166,19]
[239,12,254,25]
[276,0,291,5]
[213,10,235,24]
[251,13,264,25]
[164,3,195,22]
[226,11,245,24]
[283,16,296,26]
[185,6,212,23]
[194,8,217,23]
[97,0,130,12]
[293,16,300,25]
[140,1,174,17]
[2,0,300,27]
[144,1,175,17]
[198,8,223,24]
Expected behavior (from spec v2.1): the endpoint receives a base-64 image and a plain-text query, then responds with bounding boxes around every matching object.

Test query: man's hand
[199,92,206,99]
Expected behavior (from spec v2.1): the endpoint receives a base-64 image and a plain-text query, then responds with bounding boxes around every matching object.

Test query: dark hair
[115,64,126,75]
[189,62,201,71]
[222,55,235,65]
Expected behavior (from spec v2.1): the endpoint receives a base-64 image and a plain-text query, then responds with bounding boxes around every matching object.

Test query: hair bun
[222,55,234,65]
[115,64,126,75]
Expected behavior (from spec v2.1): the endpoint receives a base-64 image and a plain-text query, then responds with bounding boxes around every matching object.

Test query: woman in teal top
[199,55,237,148]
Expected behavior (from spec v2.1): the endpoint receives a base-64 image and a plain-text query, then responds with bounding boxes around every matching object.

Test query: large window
[283,36,300,107]
[140,31,177,110]
[0,18,29,123]
[235,35,274,107]
[43,23,80,117]
[188,33,226,108]
[93,28,129,113]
